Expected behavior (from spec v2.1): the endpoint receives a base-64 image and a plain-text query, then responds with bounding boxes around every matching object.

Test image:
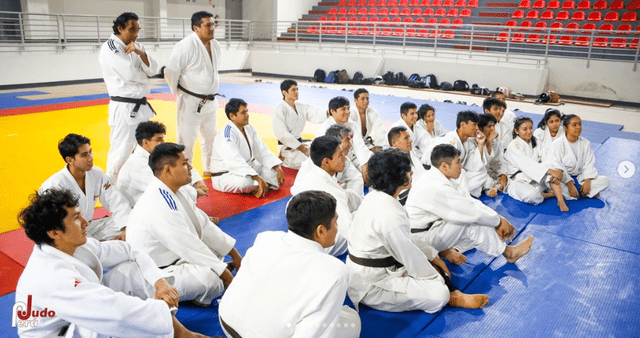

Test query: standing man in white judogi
[210,98,285,198]
[164,11,221,177]
[40,134,130,241]
[127,143,242,307]
[349,88,388,151]
[272,79,327,169]
[99,12,158,181]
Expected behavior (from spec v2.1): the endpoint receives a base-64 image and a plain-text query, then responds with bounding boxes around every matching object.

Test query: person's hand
[427,120,435,134]
[154,278,180,308]
[580,179,592,197]
[194,180,209,197]
[498,175,508,191]
[475,130,487,147]
[251,175,269,198]
[547,169,563,181]
[220,269,234,288]
[487,130,499,145]
[274,165,285,186]
[430,257,451,278]
[568,182,580,198]
[371,146,382,153]
[297,144,309,156]
[361,163,369,185]
[125,41,143,55]
[495,217,516,242]
[228,248,243,272]
[113,228,126,241]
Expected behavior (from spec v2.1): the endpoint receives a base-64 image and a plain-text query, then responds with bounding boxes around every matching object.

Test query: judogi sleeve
[505,141,547,183]
[549,139,574,184]
[352,132,373,167]
[102,45,150,85]
[369,107,389,148]
[302,102,329,124]
[250,127,282,169]
[137,43,158,77]
[98,171,131,230]
[163,40,187,95]
[579,139,599,180]
[383,220,438,279]
[272,104,303,150]
[194,207,236,258]
[424,182,500,228]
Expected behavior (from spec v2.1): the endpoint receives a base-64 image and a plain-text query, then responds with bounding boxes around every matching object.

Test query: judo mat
[2,81,640,337]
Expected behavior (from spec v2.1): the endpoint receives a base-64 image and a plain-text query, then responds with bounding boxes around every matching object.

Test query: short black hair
[325,124,352,143]
[400,102,417,116]
[490,90,506,98]
[280,79,297,99]
[562,114,580,127]
[431,144,461,169]
[513,116,537,148]
[456,110,479,129]
[112,12,138,35]
[478,113,497,130]
[149,143,185,176]
[328,96,349,113]
[135,121,166,146]
[387,126,408,146]
[417,104,435,121]
[310,136,340,167]
[191,11,213,30]
[354,88,369,100]
[367,148,411,196]
[58,133,91,161]
[483,97,506,112]
[18,189,79,246]
[537,108,563,130]
[225,98,248,119]
[286,190,337,240]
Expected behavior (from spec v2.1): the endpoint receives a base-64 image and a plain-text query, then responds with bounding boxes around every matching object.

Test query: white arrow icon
[618,161,635,179]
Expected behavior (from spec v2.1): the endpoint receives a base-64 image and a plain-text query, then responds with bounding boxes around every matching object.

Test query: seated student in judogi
[415,104,447,140]
[219,191,361,338]
[127,143,242,307]
[40,134,130,241]
[347,148,490,314]
[550,114,610,200]
[389,102,431,162]
[505,117,571,212]
[349,88,388,151]
[533,108,565,161]
[16,188,210,338]
[387,126,427,205]
[272,79,327,169]
[477,113,508,197]
[488,91,517,152]
[117,121,209,207]
[425,111,488,198]
[316,96,373,175]
[405,144,534,266]
[210,98,285,198]
[291,136,362,257]
[325,124,364,197]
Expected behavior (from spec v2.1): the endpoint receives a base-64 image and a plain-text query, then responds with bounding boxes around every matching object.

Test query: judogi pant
[164,261,224,305]
[561,174,610,199]
[361,275,450,313]
[212,161,281,194]
[177,96,217,173]
[87,217,122,241]
[106,102,149,181]
[420,222,507,257]
[278,141,310,170]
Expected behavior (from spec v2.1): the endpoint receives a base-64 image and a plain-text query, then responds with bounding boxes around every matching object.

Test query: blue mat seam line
[525,226,640,256]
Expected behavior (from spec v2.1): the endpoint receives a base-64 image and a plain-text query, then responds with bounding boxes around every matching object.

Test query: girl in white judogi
[415,103,447,140]
[505,117,572,212]
[533,108,565,161]
[550,114,610,199]
[477,113,508,197]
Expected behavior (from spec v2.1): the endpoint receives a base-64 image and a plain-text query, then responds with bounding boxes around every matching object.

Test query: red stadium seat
[421,0,431,5]
[468,0,478,6]
[460,8,471,17]
[561,1,575,9]
[338,7,348,15]
[577,0,591,8]
[611,37,627,47]
[512,33,525,42]
[542,34,557,43]
[593,0,607,8]
[533,0,546,8]
[604,12,619,21]
[349,16,358,22]
[550,21,563,31]
[307,26,319,34]
[392,27,404,36]
[379,7,389,14]
[519,0,532,8]
[390,7,400,15]
[328,8,338,15]
[348,26,359,34]
[616,24,632,34]
[439,18,451,27]
[416,17,426,23]
[412,8,423,15]
[575,36,591,45]
[368,0,378,5]
[348,0,357,5]
[378,0,388,5]
[404,17,414,23]
[566,22,580,31]
[497,32,510,41]
[428,29,441,38]
[609,0,623,9]
[505,20,518,29]
[424,8,435,15]
[571,11,585,20]
[452,18,464,27]
[400,8,411,15]
[348,7,358,15]
[526,33,541,42]
[628,0,640,9]
[587,11,602,21]
[435,8,447,16]
[581,22,596,32]
[328,16,338,22]
[339,0,348,5]
[443,0,455,6]
[541,10,555,19]
[410,0,420,5]
[359,0,367,5]
[631,39,639,49]
[370,16,380,23]
[534,21,548,31]
[339,17,348,22]
[369,26,381,34]
[319,16,328,21]
[558,35,574,44]
[512,10,525,19]
[391,17,402,24]
[399,0,409,5]
[416,28,430,37]
[443,30,455,38]
[622,12,638,22]
[381,16,391,23]
[455,0,467,7]
[368,7,379,15]
[406,28,417,36]
[547,0,560,8]
[526,10,540,19]
[447,8,459,16]
[427,18,438,25]
[592,37,608,46]
[433,0,443,6]
[599,23,614,33]
[520,20,533,30]
[556,11,569,20]
[389,0,398,5]
[358,7,368,15]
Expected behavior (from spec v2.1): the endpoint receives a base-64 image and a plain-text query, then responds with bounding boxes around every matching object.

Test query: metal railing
[1,11,638,69]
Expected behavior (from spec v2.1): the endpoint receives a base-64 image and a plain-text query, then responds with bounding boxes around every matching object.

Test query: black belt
[219,317,242,338]
[177,84,225,113]
[410,221,436,234]
[159,259,180,269]
[510,170,522,180]
[110,96,155,117]
[278,138,309,150]
[349,254,404,268]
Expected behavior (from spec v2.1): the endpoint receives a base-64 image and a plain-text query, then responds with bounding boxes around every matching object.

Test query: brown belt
[348,254,404,268]
[410,220,436,234]
[210,171,228,177]
[219,316,242,338]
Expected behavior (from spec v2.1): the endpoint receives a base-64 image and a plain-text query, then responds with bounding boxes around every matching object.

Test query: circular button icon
[618,161,635,179]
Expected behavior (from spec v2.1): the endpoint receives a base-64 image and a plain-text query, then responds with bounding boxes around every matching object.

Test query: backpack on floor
[440,81,454,91]
[453,80,469,91]
[336,69,350,84]
[407,73,421,83]
[395,72,408,86]
[313,69,326,83]
[324,70,338,83]
[423,74,438,89]
[363,77,375,85]
[352,71,364,84]
[383,71,396,85]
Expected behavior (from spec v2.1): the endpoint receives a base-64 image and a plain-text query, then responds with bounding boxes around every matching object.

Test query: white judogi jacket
[426,131,485,171]
[164,32,221,115]
[316,117,373,169]
[336,157,365,198]
[347,190,441,310]
[117,145,202,206]
[389,119,431,162]
[483,138,507,180]
[415,119,447,140]
[40,166,131,231]
[291,158,362,256]
[16,239,173,338]
[550,135,598,182]
[498,109,517,152]
[98,34,156,124]
[533,127,565,162]
[219,231,350,338]
[272,100,327,150]
[406,168,501,232]
[349,106,388,149]
[504,137,557,185]
[210,121,282,176]
[127,178,235,277]
[408,149,427,183]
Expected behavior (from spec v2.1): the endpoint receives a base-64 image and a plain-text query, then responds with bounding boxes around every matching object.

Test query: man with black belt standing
[99,12,158,182]
[164,11,221,177]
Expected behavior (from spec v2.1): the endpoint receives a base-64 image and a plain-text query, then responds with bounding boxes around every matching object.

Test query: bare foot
[209,216,220,224]
[541,192,554,199]
[503,235,534,263]
[594,193,600,198]
[439,248,467,265]
[448,290,489,309]
[558,201,569,212]
[487,188,498,198]
[188,300,210,308]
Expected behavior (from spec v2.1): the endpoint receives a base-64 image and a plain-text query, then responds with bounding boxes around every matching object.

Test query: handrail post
[469,24,474,56]
[96,16,100,43]
[157,17,161,43]
[634,39,639,71]
[295,21,298,48]
[586,30,595,68]
[19,12,25,44]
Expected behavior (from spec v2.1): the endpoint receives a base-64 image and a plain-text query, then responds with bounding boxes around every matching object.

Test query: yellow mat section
[0,100,316,233]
